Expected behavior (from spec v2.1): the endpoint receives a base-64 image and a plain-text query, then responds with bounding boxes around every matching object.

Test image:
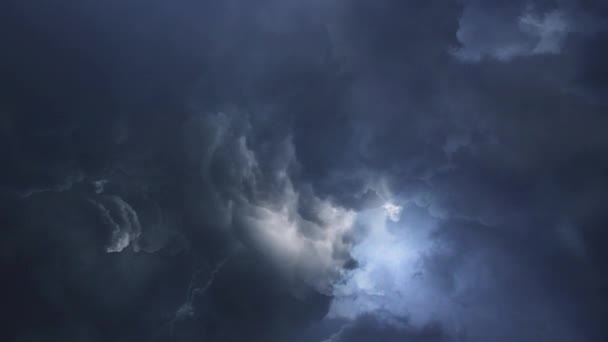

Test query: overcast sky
[2,1,608,341]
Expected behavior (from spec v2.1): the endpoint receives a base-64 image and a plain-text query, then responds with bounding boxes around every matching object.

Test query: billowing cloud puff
[89,195,142,253]
[328,203,444,325]
[454,4,570,61]
[185,111,357,292]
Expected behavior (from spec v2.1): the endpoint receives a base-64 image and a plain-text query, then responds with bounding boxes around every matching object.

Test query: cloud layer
[1,0,608,341]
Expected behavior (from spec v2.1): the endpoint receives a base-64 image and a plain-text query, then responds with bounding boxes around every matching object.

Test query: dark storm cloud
[322,314,449,342]
[2,0,608,341]
[297,1,608,341]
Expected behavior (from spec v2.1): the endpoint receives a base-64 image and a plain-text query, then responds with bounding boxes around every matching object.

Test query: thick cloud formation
[183,111,357,292]
[2,0,608,341]
[456,1,607,62]
[322,314,448,342]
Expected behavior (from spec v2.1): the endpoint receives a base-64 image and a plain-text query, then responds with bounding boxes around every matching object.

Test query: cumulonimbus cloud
[185,111,359,293]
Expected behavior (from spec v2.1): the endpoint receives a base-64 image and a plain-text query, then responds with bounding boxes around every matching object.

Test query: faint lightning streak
[169,257,231,338]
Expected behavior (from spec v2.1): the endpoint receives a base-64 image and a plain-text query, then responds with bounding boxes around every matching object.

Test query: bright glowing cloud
[328,202,456,328]
[190,112,359,293]
[382,202,403,222]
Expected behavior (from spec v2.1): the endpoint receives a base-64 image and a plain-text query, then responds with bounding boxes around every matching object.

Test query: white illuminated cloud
[382,202,402,222]
[90,196,142,253]
[328,204,456,328]
[191,112,358,293]
[234,179,357,293]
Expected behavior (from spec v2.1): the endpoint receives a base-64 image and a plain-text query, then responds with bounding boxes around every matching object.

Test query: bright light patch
[329,203,450,327]
[235,185,357,293]
[382,202,403,222]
